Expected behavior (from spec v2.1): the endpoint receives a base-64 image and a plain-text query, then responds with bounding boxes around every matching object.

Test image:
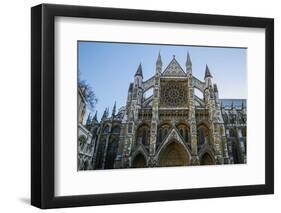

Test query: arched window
[197,124,210,149]
[102,125,110,134]
[142,129,147,145]
[136,124,150,146]
[78,136,87,150]
[111,125,121,134]
[157,124,171,144]
[198,129,205,146]
[176,123,189,143]
[180,129,184,136]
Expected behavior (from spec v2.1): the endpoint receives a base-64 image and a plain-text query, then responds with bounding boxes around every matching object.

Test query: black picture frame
[31,3,274,209]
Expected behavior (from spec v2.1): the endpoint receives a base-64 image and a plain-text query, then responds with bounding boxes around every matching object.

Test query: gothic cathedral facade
[78,53,247,170]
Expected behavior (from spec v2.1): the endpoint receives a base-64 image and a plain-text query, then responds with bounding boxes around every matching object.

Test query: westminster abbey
[78,53,247,170]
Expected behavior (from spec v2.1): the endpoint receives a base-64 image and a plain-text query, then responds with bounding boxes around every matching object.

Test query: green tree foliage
[78,72,98,110]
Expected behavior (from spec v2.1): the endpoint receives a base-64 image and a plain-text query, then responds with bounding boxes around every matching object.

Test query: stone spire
[93,111,98,121]
[186,51,192,73]
[101,107,109,120]
[204,64,213,79]
[134,63,143,77]
[112,101,116,117]
[86,113,92,125]
[156,51,162,72]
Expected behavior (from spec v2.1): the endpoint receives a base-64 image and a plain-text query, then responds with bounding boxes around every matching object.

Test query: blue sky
[78,41,247,120]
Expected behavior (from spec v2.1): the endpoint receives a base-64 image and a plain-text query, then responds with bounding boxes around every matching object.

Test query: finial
[204,64,213,79]
[93,111,98,121]
[156,51,162,72]
[112,101,116,116]
[134,63,143,77]
[157,51,162,61]
[101,108,108,120]
[186,51,192,72]
[86,113,92,125]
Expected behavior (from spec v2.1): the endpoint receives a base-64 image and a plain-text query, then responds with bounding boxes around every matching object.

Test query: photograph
[77,42,247,170]
[29,3,274,209]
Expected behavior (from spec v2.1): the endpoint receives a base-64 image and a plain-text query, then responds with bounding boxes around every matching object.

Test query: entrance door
[132,153,146,168]
[200,152,215,165]
[159,141,189,167]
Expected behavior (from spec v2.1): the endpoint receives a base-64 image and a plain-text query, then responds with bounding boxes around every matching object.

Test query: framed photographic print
[31,4,274,209]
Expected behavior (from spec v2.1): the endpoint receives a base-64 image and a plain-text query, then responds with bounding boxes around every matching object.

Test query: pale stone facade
[78,53,247,170]
[77,88,95,170]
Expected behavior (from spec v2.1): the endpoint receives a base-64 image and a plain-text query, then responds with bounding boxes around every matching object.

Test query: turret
[134,63,143,88]
[86,113,92,126]
[91,111,98,125]
[133,64,143,105]
[156,51,162,73]
[101,107,109,121]
[112,101,116,117]
[204,64,213,86]
[90,111,99,133]
[186,52,192,74]
[127,83,133,103]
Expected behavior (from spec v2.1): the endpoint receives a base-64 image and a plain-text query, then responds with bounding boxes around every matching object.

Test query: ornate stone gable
[162,57,186,76]
[155,128,191,158]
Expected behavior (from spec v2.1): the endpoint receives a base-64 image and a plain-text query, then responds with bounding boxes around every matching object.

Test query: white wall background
[0,0,279,212]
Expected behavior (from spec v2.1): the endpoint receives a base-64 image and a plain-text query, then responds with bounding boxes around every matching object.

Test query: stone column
[149,74,160,160]
[102,126,111,169]
[188,76,199,165]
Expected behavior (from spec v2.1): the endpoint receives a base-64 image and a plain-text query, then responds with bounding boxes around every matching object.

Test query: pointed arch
[111,124,121,134]
[197,123,211,151]
[200,152,216,165]
[175,122,190,144]
[102,124,110,134]
[132,153,147,168]
[158,140,190,167]
[136,123,150,147]
[157,122,172,145]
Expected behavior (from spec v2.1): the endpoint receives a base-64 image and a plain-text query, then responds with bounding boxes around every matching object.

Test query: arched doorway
[132,153,146,168]
[159,141,189,167]
[200,152,215,165]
